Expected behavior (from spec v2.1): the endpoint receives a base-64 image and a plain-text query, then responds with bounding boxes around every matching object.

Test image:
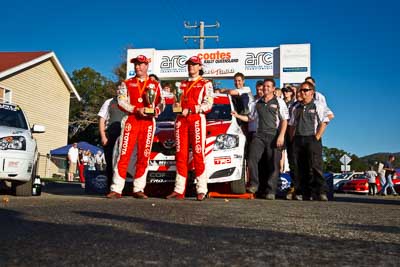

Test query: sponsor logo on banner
[197,51,239,64]
[204,68,235,75]
[160,55,187,73]
[245,52,273,71]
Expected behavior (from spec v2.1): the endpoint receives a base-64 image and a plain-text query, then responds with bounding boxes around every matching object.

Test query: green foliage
[360,152,400,169]
[323,146,368,172]
[68,67,116,144]
[113,61,127,83]
[323,146,346,172]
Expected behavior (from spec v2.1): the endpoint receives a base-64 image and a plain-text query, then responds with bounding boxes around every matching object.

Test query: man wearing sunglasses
[232,78,289,200]
[288,81,330,201]
[305,76,334,120]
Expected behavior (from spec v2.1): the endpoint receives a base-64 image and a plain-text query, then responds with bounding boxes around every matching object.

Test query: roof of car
[163,94,230,105]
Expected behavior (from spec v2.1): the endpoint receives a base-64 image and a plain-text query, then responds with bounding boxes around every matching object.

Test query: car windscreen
[0,104,29,129]
[156,104,232,122]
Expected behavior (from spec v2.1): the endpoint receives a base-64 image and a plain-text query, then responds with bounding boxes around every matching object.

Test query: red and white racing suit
[111,77,164,194]
[173,77,214,195]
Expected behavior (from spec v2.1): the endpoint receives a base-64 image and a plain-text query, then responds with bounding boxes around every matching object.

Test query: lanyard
[184,77,202,101]
[136,77,148,97]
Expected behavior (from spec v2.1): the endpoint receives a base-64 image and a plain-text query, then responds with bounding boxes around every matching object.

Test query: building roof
[0,51,81,101]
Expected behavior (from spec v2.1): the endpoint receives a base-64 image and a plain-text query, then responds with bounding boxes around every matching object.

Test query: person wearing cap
[288,81,330,201]
[282,86,296,109]
[166,56,214,201]
[232,78,289,200]
[107,55,165,199]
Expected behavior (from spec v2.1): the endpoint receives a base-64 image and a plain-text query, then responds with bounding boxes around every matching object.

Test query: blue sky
[1,0,399,156]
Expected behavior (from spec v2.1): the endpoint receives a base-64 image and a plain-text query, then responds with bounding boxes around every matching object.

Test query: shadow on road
[334,195,400,205]
[1,207,399,266]
[336,223,400,234]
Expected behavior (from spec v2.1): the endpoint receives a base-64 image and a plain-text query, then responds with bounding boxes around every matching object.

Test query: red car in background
[342,173,400,194]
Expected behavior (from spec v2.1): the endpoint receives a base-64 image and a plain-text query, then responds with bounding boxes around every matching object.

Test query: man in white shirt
[98,96,126,188]
[217,72,254,115]
[67,143,79,182]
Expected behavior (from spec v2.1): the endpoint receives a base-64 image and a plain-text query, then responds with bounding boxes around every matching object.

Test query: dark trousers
[293,135,327,197]
[285,134,299,193]
[368,183,377,195]
[248,132,281,194]
[104,122,121,189]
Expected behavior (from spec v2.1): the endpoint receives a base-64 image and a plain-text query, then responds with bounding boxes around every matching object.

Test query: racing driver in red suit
[107,55,165,199]
[166,56,214,201]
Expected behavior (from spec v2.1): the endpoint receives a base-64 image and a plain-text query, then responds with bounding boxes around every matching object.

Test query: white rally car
[0,103,45,196]
[146,94,248,193]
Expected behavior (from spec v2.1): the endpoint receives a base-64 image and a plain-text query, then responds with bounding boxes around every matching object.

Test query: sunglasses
[299,88,313,93]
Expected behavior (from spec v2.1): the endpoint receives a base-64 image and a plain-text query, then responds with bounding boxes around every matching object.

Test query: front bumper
[0,152,34,181]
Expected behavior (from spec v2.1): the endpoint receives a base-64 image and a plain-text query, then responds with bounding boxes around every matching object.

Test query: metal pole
[199,21,204,49]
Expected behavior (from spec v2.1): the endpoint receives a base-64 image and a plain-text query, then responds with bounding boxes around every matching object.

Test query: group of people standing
[366,155,398,196]
[229,75,334,201]
[67,143,106,188]
[99,53,335,201]
[103,55,212,201]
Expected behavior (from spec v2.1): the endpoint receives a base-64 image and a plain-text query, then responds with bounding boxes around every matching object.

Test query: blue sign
[283,67,308,72]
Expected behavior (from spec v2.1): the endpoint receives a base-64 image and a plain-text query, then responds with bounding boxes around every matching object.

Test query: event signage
[126,44,311,87]
[127,47,276,79]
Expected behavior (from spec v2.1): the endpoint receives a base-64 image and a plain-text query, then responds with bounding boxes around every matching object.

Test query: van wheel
[230,160,246,194]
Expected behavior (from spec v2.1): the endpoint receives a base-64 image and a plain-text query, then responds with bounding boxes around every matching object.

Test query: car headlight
[213,134,239,151]
[0,136,26,150]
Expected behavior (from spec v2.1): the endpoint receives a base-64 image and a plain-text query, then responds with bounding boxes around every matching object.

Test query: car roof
[163,94,230,105]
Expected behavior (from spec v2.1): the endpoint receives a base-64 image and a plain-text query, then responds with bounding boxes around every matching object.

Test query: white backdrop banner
[127,44,310,86]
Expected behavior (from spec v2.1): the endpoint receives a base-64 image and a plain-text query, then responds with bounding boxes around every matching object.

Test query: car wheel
[13,179,33,196]
[13,161,36,196]
[230,159,247,194]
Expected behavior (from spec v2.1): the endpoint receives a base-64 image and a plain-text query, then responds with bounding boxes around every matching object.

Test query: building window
[0,86,12,103]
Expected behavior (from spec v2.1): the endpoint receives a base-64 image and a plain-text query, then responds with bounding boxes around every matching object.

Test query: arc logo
[160,55,187,69]
[245,52,273,66]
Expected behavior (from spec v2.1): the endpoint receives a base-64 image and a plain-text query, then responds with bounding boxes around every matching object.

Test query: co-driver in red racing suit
[107,55,164,199]
[166,56,214,201]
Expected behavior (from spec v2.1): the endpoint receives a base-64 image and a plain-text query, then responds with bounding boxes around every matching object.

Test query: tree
[323,146,346,172]
[69,67,116,143]
[323,146,368,172]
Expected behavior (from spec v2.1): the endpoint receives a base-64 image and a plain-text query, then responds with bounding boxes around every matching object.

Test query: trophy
[144,84,156,114]
[173,82,183,113]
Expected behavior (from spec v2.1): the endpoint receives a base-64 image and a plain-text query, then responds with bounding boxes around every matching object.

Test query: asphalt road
[1,182,399,266]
